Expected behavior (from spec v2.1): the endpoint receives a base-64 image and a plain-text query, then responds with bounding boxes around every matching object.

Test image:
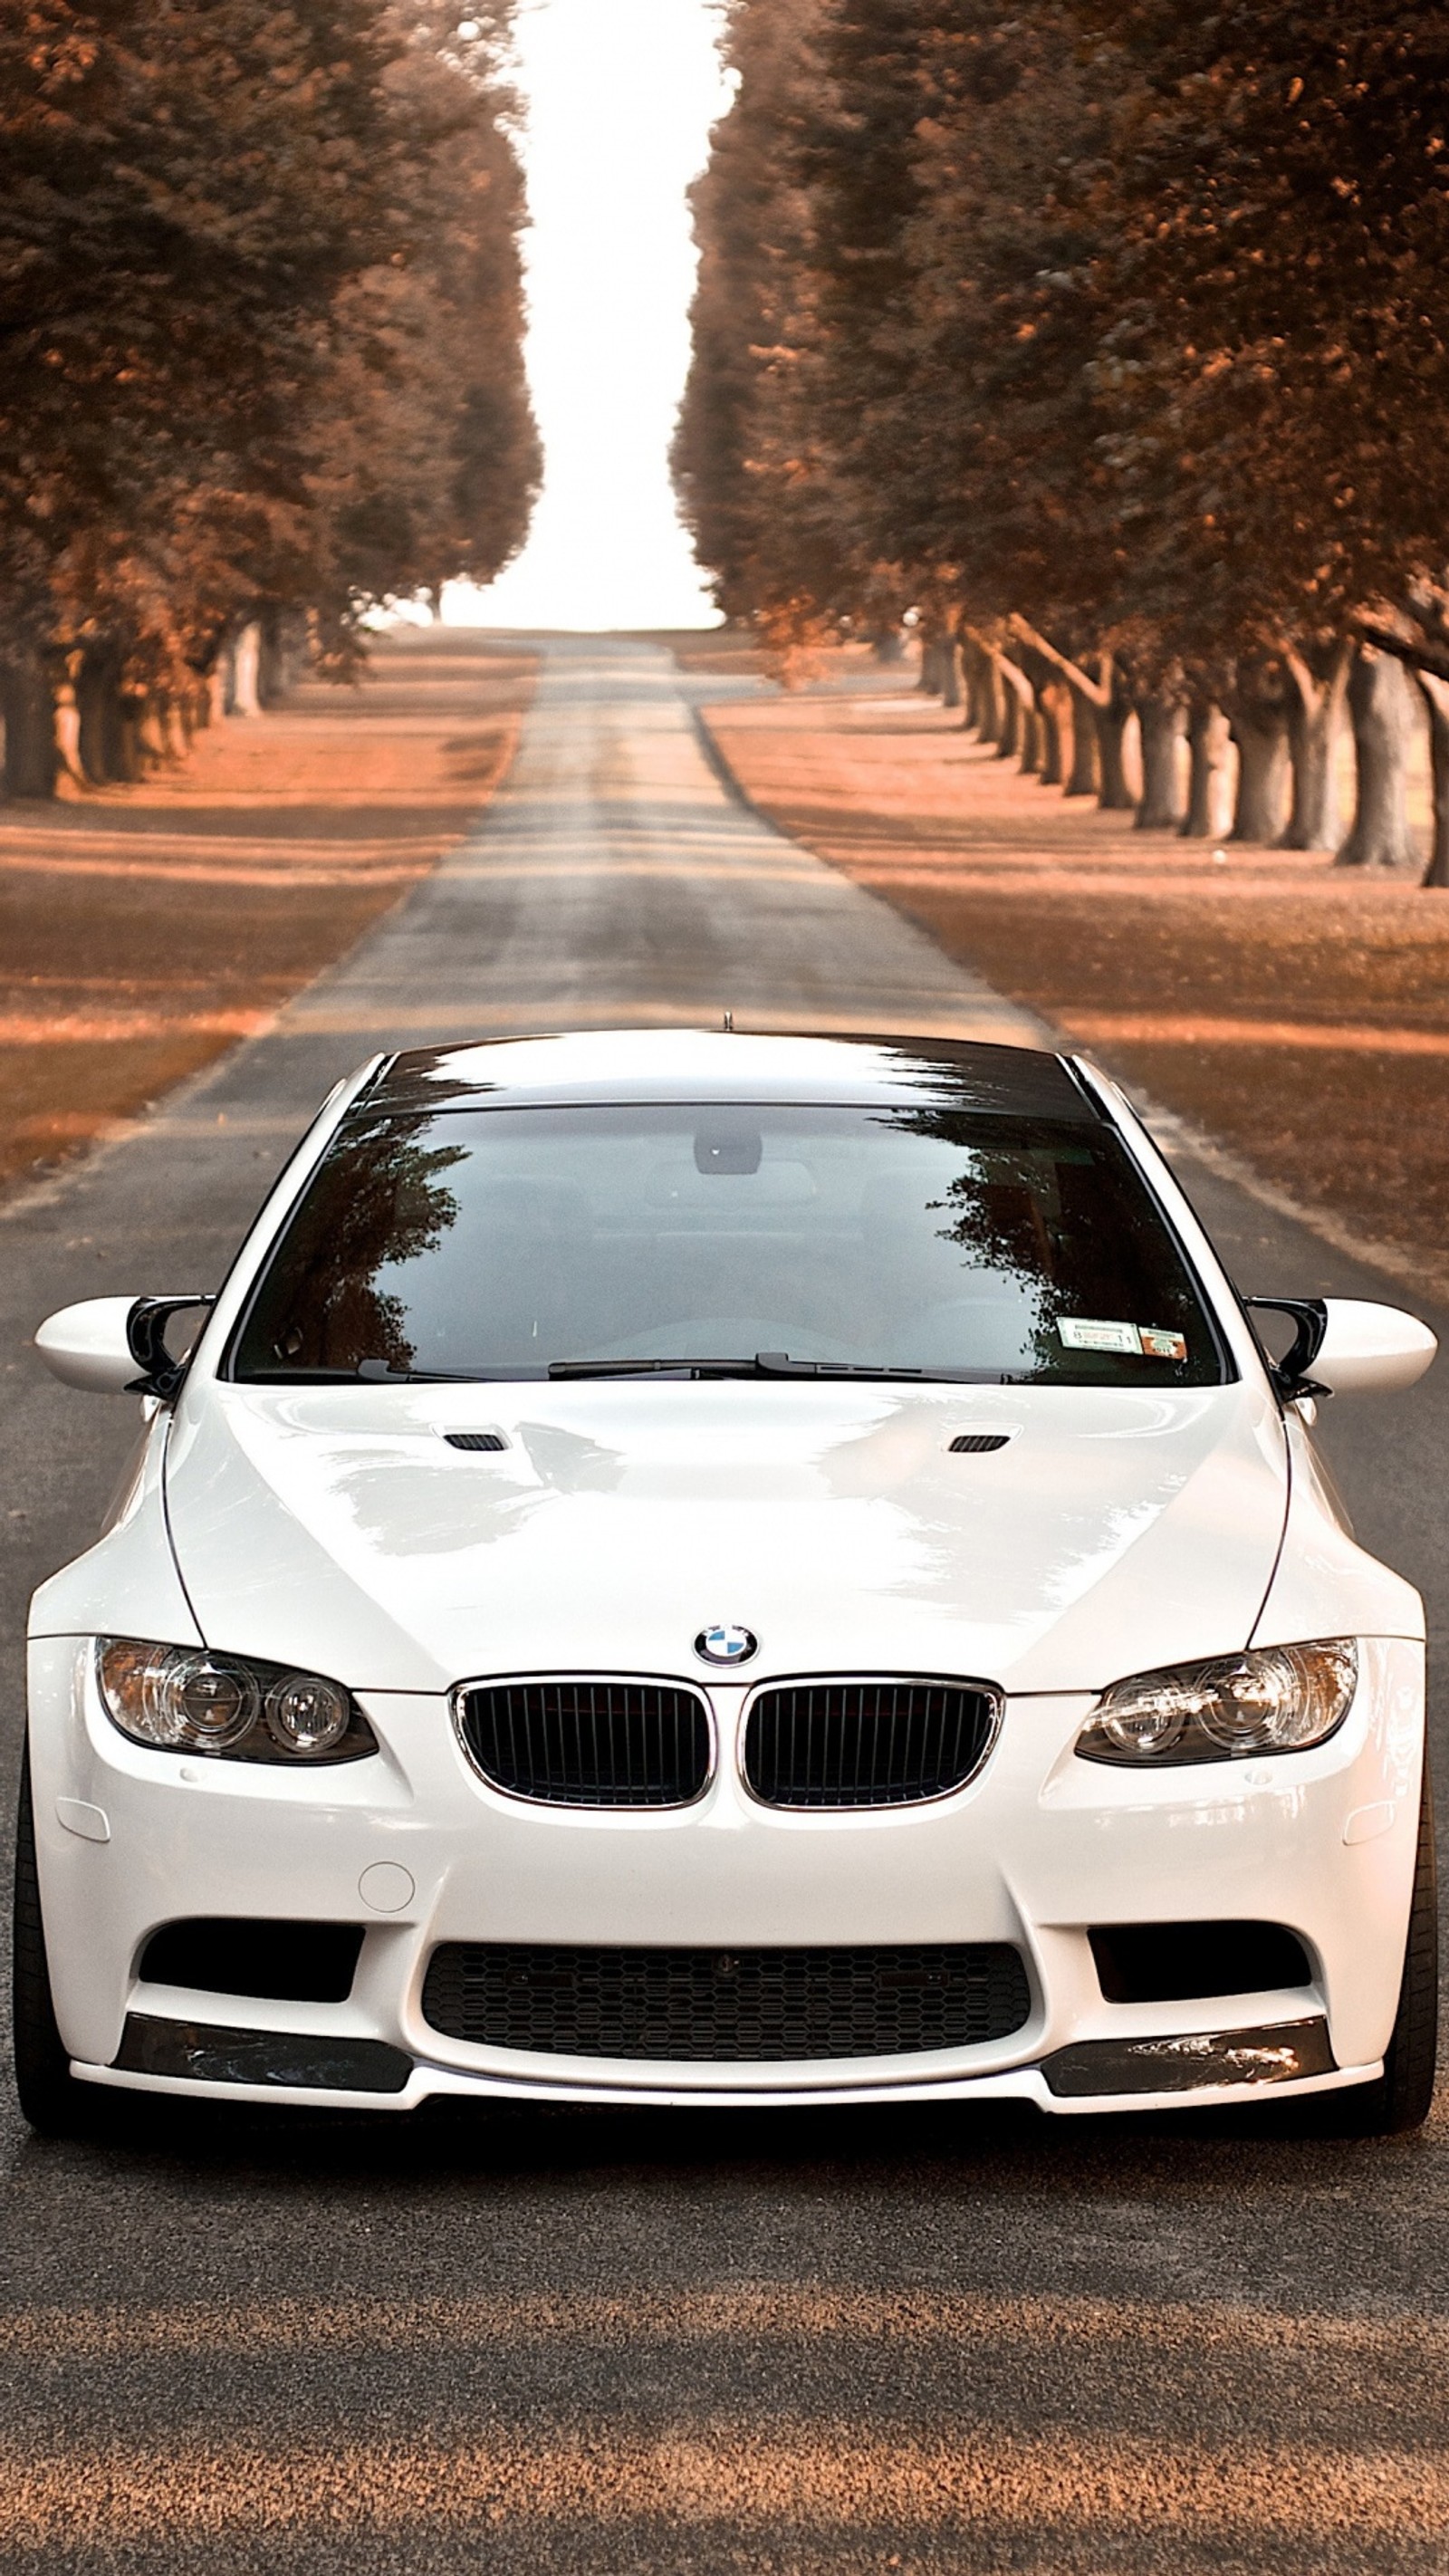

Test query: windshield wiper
[547,1357,764,1380]
[547,1352,1011,1383]
[355,1360,511,1384]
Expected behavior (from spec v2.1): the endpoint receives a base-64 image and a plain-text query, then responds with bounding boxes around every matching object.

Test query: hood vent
[445,1431,508,1453]
[948,1433,1012,1455]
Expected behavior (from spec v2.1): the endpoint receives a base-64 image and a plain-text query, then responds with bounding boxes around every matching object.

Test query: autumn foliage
[677,0,1449,881]
[0,0,538,794]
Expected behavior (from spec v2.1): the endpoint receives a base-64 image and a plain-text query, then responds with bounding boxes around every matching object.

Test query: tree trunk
[120,694,146,778]
[1418,672,1449,889]
[1065,680,1100,795]
[77,649,135,782]
[974,648,1005,744]
[1036,680,1068,786]
[54,682,85,787]
[1004,620,1112,796]
[871,628,905,665]
[1096,674,1136,812]
[996,669,1022,759]
[961,639,988,735]
[231,622,263,716]
[1338,645,1419,868]
[138,697,176,766]
[0,654,59,798]
[1281,646,1348,851]
[997,657,1041,769]
[1134,690,1186,829]
[1231,721,1290,842]
[918,633,945,695]
[1224,675,1291,844]
[1180,700,1233,839]
[258,609,302,703]
[939,637,962,708]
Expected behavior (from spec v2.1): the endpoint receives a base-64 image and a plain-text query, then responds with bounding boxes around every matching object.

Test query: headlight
[1075,1640,1358,1766]
[96,1639,376,1764]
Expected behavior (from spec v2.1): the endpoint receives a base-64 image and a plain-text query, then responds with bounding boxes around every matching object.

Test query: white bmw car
[15,1030,1440,2134]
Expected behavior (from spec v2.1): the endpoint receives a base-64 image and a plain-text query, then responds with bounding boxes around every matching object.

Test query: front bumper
[27,1637,1425,2116]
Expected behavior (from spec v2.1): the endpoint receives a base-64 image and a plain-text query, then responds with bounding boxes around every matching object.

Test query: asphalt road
[2,633,1447,2573]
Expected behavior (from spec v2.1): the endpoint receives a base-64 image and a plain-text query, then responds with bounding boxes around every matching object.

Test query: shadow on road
[13,2083,1436,2192]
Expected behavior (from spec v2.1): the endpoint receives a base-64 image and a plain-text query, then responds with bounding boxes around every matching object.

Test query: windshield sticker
[1058,1317,1188,1360]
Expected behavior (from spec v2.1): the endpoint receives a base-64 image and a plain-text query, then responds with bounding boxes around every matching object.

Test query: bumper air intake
[1089,1920,1313,2006]
[138,1918,364,2004]
[422,1940,1031,2062]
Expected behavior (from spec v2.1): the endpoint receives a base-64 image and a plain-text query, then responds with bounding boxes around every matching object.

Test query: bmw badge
[695,1623,759,1668]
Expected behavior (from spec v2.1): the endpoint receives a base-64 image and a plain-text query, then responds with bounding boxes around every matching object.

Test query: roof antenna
[722,1008,734,1033]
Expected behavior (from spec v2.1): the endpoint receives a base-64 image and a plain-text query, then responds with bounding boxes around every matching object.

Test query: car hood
[162,1378,1290,1696]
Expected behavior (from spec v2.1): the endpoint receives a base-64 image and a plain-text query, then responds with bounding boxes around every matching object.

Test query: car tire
[11,1745,93,2137]
[1314,1756,1439,2138]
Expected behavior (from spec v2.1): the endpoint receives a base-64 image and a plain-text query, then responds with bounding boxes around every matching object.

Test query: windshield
[229,1101,1227,1386]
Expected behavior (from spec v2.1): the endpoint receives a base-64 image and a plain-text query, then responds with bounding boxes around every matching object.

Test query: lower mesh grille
[457,1677,711,1807]
[421,1941,1031,2062]
[744,1679,997,1808]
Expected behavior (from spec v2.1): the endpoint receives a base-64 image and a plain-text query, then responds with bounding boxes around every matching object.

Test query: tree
[1068,0,1449,861]
[679,0,1449,873]
[0,0,536,793]
[311,2,539,641]
[674,0,871,660]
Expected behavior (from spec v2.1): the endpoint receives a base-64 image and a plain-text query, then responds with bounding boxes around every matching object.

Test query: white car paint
[23,1031,1435,2119]
[1307,1298,1439,1397]
[34,1297,147,1395]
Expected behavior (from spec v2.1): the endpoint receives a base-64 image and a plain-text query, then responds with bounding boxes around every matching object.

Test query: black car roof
[352,1029,1102,1123]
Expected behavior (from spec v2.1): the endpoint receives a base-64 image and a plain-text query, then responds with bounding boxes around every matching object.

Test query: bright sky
[445,0,731,633]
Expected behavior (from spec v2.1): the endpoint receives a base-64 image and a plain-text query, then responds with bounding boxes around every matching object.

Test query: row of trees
[0,0,539,796]
[675,0,1449,882]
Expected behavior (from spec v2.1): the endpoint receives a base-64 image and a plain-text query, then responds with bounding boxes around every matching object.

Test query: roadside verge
[696,674,1449,1305]
[0,632,534,1198]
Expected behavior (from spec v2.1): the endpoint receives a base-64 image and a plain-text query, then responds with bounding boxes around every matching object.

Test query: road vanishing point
[2,635,1447,2575]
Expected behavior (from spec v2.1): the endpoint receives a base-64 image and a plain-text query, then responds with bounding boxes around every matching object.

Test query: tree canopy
[678,0,1449,875]
[0,0,539,790]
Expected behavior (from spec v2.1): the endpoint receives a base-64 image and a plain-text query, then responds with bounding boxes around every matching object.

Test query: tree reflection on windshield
[232,1098,1221,1387]
[250,1112,466,1375]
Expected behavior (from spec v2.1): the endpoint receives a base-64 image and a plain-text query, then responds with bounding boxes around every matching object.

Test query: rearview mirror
[1247,1294,1436,1399]
[34,1294,214,1396]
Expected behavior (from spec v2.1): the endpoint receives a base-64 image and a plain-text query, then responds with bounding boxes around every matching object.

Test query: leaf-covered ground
[696,648,1449,1296]
[0,631,533,1196]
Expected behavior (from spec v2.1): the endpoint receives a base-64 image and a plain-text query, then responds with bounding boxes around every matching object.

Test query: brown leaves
[0,0,536,693]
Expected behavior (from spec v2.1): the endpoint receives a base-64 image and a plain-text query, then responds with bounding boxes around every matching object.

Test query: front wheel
[12,1745,93,2137]
[1321,1757,1439,2137]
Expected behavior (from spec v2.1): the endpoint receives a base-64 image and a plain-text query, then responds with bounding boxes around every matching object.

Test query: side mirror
[34,1294,214,1396]
[1247,1294,1436,1399]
